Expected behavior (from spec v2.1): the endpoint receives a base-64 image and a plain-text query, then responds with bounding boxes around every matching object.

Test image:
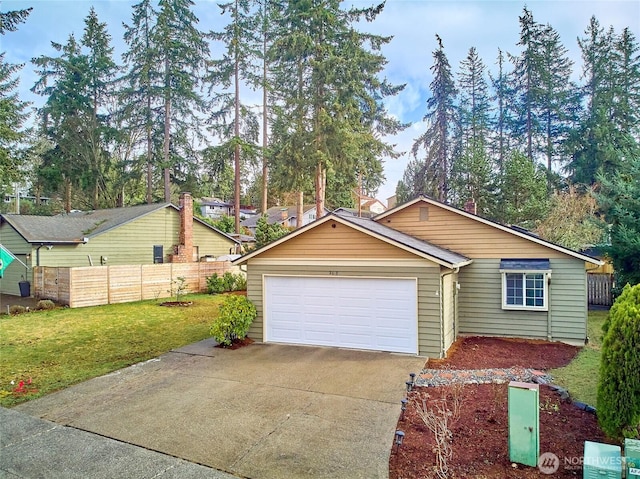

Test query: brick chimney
[172,192,194,263]
[464,199,477,215]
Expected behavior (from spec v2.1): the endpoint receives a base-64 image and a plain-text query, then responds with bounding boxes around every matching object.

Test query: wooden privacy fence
[32,262,237,308]
[587,273,613,307]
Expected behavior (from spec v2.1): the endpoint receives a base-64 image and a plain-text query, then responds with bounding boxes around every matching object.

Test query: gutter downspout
[440,267,460,359]
[547,273,552,341]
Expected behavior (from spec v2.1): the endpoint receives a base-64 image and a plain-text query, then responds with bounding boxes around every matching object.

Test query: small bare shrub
[416,385,464,479]
[36,299,56,310]
[9,305,27,315]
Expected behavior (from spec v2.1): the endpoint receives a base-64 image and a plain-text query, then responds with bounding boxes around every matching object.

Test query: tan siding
[457,258,587,342]
[259,220,418,259]
[381,203,568,259]
[246,262,442,357]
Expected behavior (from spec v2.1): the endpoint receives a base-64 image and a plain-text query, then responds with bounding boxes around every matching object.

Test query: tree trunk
[315,163,326,220]
[233,0,241,234]
[296,190,303,228]
[261,9,269,214]
[64,177,71,213]
[147,94,153,204]
[163,54,171,203]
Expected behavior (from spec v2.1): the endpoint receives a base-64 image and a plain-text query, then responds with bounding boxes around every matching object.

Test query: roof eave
[233,213,471,268]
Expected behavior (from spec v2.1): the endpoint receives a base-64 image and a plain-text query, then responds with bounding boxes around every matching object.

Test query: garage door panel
[265,276,417,354]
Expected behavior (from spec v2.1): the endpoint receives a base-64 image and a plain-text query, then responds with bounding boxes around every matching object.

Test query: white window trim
[499,269,551,311]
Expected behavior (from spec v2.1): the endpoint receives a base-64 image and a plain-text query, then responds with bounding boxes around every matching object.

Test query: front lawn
[0,294,223,407]
[549,309,608,407]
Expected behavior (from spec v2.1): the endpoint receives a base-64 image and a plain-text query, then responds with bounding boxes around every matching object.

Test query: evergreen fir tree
[410,34,457,202]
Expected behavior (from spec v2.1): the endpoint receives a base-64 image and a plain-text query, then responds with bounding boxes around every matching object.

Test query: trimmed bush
[210,295,256,346]
[597,283,640,439]
[206,272,246,294]
[36,300,56,311]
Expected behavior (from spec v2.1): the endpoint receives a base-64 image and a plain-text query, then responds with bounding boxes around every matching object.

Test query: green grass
[0,294,224,407]
[549,309,609,407]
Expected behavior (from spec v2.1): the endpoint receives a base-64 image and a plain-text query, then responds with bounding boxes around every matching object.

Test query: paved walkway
[415,367,553,387]
[0,407,239,479]
[11,341,424,479]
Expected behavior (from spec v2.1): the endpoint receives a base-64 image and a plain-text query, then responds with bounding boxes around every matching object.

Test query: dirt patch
[390,337,609,478]
[214,337,254,350]
[427,336,581,370]
[159,301,193,307]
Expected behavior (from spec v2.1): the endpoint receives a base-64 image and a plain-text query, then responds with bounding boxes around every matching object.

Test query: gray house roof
[1,203,238,245]
[241,205,321,229]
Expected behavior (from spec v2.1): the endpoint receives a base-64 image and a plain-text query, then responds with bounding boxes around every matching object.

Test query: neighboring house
[199,198,258,220]
[359,195,387,214]
[199,198,233,219]
[234,195,602,358]
[0,193,239,296]
[333,207,374,219]
[240,205,327,234]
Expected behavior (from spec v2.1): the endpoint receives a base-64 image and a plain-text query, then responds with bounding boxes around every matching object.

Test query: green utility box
[583,441,621,479]
[508,381,539,467]
[626,438,640,479]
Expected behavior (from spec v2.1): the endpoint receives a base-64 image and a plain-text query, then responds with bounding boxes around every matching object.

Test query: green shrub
[222,272,236,292]
[233,274,247,291]
[210,295,256,346]
[9,305,27,315]
[206,272,247,294]
[207,273,226,294]
[36,299,56,311]
[597,283,640,439]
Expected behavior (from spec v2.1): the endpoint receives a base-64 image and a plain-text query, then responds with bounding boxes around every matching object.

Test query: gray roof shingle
[2,203,170,243]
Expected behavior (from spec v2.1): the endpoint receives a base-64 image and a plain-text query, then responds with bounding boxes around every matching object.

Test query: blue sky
[3,0,639,202]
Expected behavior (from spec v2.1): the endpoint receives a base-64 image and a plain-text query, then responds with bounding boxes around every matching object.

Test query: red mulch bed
[390,337,610,478]
[215,337,254,350]
[427,336,581,370]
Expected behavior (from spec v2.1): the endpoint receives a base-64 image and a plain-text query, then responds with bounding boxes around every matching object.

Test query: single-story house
[233,195,602,357]
[0,193,239,296]
[240,205,328,234]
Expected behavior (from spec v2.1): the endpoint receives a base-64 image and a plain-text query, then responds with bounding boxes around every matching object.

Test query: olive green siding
[442,269,458,353]
[0,208,235,295]
[246,261,443,357]
[457,258,587,342]
[0,223,32,296]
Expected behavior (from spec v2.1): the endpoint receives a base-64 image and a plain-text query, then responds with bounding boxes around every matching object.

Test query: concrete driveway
[15,340,425,479]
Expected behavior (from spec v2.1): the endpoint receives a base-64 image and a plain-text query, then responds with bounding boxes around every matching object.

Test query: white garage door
[264,276,418,354]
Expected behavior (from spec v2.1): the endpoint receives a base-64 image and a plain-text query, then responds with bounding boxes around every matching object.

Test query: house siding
[246,261,442,357]
[442,269,457,353]
[0,208,235,295]
[0,223,33,295]
[457,258,587,343]
[381,202,568,259]
[259,220,418,260]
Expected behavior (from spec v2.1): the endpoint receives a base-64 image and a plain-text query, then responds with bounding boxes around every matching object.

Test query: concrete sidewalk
[12,340,425,479]
[0,407,239,479]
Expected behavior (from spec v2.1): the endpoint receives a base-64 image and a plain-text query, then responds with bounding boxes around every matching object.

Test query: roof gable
[234,213,471,268]
[375,196,602,265]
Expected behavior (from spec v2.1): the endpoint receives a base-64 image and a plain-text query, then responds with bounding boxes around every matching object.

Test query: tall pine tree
[409,34,457,202]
